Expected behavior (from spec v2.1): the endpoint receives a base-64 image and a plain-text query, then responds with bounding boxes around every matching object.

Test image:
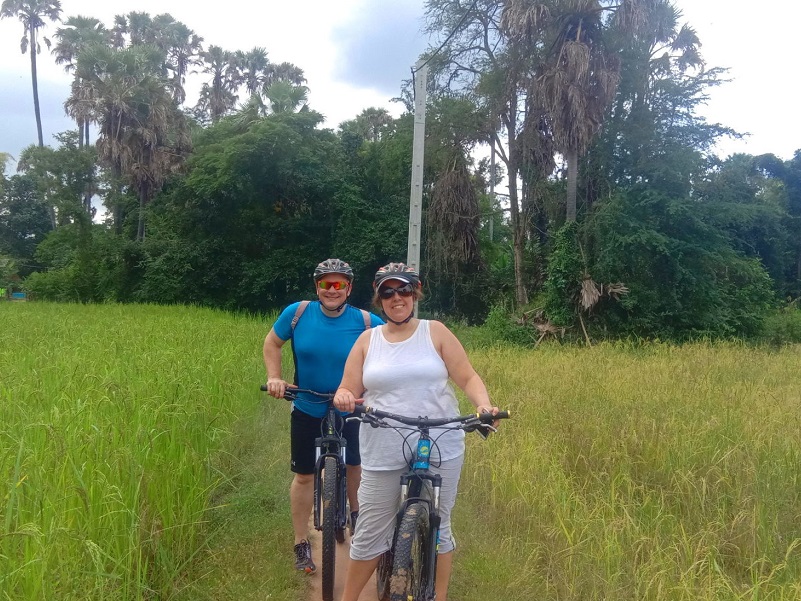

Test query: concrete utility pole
[407,60,428,316]
[489,142,495,242]
[406,60,428,317]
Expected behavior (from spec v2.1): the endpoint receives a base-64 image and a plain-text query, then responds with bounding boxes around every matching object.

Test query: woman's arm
[430,321,494,412]
[333,329,370,413]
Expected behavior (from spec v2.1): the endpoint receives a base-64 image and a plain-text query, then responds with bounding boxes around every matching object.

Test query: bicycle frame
[359,405,509,601]
[393,428,442,600]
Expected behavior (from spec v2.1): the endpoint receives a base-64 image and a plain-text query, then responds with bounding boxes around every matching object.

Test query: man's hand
[265,377,289,399]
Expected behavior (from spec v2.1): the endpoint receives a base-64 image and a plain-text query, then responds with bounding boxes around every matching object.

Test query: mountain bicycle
[260,385,352,601]
[350,404,510,601]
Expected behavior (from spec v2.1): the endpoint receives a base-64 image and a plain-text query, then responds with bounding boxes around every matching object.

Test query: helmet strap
[385,310,415,325]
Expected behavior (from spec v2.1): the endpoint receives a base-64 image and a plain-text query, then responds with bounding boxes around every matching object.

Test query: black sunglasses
[378,283,414,299]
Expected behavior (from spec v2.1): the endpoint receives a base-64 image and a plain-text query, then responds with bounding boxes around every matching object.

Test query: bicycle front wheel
[389,501,432,601]
[321,456,339,601]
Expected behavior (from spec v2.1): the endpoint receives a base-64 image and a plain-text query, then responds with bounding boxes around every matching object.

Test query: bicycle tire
[389,501,431,601]
[321,456,338,601]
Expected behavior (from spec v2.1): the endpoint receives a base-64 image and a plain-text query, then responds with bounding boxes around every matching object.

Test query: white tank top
[361,320,465,470]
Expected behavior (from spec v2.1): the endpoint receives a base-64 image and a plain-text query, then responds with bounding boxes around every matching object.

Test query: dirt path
[307,522,378,601]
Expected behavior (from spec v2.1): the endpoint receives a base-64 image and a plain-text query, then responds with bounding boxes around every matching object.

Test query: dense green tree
[138,111,356,310]
[1,0,62,147]
[692,154,793,297]
[335,113,413,300]
[751,150,801,296]
[583,187,774,338]
[16,131,96,225]
[0,173,52,274]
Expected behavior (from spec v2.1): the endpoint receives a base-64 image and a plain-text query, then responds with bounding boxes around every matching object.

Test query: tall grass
[0,303,277,600]
[454,342,801,600]
[3,304,800,600]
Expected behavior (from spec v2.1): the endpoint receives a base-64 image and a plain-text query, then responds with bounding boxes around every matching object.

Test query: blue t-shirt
[273,301,384,417]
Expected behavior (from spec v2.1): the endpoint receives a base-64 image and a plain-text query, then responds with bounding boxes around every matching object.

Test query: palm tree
[72,44,190,239]
[239,47,270,97]
[109,12,202,105]
[264,80,309,114]
[196,45,241,123]
[536,0,621,222]
[1,0,62,147]
[265,61,306,87]
[52,15,107,147]
[345,107,394,142]
[149,13,204,104]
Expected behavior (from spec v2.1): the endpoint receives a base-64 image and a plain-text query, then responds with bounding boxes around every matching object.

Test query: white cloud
[1,0,798,172]
[674,0,801,160]
[0,0,424,168]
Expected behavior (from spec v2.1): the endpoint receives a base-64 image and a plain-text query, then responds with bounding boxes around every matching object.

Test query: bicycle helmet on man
[313,258,354,313]
[314,258,354,282]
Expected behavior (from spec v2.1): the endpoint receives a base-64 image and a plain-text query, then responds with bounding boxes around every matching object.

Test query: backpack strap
[292,300,371,332]
[290,300,310,332]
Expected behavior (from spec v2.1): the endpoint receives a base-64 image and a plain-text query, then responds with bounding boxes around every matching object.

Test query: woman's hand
[334,387,357,413]
[265,377,289,399]
[476,405,501,428]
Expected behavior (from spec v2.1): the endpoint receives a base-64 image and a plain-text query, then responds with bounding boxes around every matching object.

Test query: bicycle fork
[313,438,348,530]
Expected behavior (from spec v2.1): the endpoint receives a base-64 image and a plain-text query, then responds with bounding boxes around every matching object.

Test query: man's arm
[263,328,289,399]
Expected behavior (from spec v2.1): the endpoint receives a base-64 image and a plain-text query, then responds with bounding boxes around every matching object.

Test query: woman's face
[316,274,351,311]
[378,278,415,321]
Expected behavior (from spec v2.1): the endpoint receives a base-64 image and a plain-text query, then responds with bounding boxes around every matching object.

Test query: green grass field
[1,303,800,600]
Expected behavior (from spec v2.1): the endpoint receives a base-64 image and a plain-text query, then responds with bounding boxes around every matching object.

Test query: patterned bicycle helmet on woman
[314,258,354,282]
[373,262,421,289]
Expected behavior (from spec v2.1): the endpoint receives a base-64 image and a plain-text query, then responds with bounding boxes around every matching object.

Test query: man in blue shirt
[263,259,384,574]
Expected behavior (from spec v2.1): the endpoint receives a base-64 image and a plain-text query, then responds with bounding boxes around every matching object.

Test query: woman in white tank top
[333,262,499,601]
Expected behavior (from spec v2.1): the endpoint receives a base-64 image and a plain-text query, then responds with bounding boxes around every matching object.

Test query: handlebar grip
[477,410,510,423]
[260,384,297,401]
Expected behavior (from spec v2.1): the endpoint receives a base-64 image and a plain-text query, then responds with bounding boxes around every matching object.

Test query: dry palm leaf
[580,276,602,311]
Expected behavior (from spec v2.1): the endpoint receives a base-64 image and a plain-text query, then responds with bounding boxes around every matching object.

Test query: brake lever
[464,419,496,439]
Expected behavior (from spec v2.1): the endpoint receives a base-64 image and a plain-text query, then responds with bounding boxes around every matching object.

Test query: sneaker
[350,511,359,536]
[294,539,316,574]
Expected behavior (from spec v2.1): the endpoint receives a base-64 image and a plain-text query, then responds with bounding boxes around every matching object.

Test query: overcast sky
[1,0,798,177]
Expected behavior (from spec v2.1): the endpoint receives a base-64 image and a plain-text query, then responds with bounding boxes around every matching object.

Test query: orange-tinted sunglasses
[318,280,350,291]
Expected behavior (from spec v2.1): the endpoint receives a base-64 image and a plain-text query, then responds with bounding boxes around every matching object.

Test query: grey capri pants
[349,454,465,561]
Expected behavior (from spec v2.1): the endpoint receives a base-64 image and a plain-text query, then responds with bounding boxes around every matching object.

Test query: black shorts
[290,408,361,474]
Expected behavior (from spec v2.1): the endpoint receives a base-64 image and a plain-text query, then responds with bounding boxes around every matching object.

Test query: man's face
[316,274,351,311]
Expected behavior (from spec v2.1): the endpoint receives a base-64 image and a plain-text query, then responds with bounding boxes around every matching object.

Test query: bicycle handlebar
[259,386,510,428]
[352,404,510,427]
[259,385,335,402]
